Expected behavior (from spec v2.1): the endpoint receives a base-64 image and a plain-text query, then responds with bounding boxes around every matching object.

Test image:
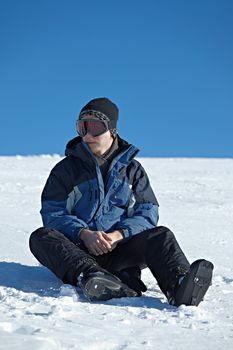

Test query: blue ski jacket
[40,136,159,243]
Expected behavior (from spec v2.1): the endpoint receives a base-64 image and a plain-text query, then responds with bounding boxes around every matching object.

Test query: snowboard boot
[168,259,214,307]
[78,266,138,302]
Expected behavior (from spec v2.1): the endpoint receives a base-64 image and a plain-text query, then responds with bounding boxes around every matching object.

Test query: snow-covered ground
[0,156,233,350]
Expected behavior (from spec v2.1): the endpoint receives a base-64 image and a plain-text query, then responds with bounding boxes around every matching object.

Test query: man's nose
[83,133,95,141]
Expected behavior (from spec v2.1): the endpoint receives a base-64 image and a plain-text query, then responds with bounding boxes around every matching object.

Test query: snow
[0,155,233,349]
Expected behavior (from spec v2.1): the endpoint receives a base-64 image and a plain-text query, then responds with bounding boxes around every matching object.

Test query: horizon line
[0,154,232,160]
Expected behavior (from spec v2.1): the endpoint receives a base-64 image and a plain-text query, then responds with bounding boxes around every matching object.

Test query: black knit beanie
[79,97,119,131]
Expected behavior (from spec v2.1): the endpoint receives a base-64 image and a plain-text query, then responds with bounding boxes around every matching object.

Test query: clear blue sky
[0,0,232,157]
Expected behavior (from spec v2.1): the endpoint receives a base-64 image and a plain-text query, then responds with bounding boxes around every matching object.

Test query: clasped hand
[80,229,123,256]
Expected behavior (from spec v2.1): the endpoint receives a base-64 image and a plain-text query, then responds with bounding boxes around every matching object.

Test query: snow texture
[0,156,233,349]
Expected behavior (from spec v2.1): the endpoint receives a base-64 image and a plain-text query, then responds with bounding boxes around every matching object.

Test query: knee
[159,226,175,240]
[29,227,51,252]
[148,226,175,247]
[147,226,175,241]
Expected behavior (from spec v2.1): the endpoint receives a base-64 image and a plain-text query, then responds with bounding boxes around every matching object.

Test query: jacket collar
[64,135,139,165]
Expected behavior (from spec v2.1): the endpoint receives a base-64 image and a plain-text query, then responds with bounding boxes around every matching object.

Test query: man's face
[81,115,114,155]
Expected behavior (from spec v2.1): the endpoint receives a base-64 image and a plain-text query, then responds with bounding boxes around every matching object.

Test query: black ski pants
[29,226,190,296]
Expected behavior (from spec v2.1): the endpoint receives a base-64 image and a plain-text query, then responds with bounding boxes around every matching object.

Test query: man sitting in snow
[29,97,213,306]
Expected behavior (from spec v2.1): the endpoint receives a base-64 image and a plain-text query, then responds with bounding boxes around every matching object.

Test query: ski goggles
[76,117,109,137]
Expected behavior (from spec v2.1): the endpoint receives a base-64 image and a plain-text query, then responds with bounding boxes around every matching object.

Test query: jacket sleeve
[116,163,159,239]
[40,165,89,243]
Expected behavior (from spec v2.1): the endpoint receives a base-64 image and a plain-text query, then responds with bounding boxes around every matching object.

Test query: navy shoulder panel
[41,155,96,201]
[129,159,159,206]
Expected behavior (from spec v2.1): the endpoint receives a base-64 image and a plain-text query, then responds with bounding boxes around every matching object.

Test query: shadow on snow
[0,261,171,310]
[0,261,62,297]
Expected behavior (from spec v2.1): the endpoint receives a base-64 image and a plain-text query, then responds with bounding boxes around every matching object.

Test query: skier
[29,97,213,306]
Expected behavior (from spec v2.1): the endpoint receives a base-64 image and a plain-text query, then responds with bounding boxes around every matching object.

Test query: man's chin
[87,143,100,153]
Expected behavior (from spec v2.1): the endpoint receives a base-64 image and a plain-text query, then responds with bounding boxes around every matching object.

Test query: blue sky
[0,0,232,157]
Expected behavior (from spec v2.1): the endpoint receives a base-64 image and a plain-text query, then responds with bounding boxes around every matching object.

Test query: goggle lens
[77,119,108,137]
